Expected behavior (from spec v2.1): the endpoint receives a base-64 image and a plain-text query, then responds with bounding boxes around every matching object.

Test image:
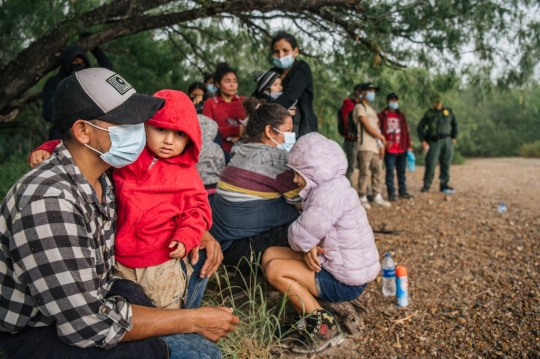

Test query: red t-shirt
[384,112,405,154]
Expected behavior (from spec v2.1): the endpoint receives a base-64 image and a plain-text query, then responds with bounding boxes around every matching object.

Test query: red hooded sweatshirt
[33,91,213,268]
[113,90,212,268]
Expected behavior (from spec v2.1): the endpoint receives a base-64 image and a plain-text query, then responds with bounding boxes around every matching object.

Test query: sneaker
[421,186,430,193]
[366,194,374,202]
[399,192,414,199]
[440,185,456,194]
[388,194,398,202]
[291,309,345,353]
[373,194,391,207]
[359,196,371,209]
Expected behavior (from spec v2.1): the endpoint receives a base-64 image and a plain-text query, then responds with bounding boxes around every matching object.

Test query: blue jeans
[182,249,209,309]
[315,268,367,302]
[161,333,222,359]
[384,152,407,196]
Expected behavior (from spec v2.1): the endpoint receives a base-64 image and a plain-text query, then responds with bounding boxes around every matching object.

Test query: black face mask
[70,63,86,74]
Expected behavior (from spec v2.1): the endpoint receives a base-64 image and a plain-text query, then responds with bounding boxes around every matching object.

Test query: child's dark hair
[243,97,291,143]
[187,81,207,96]
[214,62,237,88]
[271,31,299,50]
[203,72,214,84]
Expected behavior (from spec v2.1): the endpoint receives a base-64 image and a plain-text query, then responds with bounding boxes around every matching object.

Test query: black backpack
[337,103,362,141]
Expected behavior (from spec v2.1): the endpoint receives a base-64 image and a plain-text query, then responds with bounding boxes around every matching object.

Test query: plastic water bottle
[497,203,507,214]
[407,150,416,172]
[382,253,396,296]
[396,265,409,307]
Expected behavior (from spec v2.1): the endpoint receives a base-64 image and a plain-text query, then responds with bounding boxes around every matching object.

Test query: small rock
[393,341,402,349]
[428,199,434,205]
[501,343,509,351]
[444,195,451,201]
[457,317,467,325]
[516,246,523,252]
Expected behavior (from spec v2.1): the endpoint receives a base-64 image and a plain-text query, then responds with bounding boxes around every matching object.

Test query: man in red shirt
[378,93,414,201]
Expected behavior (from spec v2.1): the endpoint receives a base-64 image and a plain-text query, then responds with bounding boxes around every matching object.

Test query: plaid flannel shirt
[0,143,132,349]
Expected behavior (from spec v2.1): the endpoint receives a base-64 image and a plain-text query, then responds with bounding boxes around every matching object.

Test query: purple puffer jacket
[287,133,380,286]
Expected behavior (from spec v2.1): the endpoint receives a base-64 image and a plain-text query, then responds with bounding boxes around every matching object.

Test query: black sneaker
[290,309,345,353]
[440,185,456,194]
[399,192,414,199]
[388,194,398,202]
[421,186,430,193]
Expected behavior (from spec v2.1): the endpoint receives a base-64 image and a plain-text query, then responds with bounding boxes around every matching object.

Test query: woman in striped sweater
[209,98,301,273]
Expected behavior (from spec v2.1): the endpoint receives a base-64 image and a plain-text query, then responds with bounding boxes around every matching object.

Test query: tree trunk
[0,0,363,116]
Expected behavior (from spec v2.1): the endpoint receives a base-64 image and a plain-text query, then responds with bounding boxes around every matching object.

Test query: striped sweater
[210,143,301,250]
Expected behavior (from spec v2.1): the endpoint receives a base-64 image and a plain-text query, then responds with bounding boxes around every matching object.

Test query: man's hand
[386,140,393,148]
[422,141,429,152]
[303,246,327,272]
[379,147,385,158]
[29,150,51,168]
[169,241,186,258]
[190,231,223,278]
[452,138,457,145]
[288,106,297,117]
[192,307,240,342]
[192,94,204,105]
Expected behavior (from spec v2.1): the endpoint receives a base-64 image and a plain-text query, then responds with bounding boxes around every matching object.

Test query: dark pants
[343,139,358,181]
[0,280,221,359]
[222,223,292,274]
[423,137,454,188]
[384,152,408,197]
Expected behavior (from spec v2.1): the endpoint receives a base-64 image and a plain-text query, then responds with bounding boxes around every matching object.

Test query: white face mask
[270,127,296,152]
[269,91,283,99]
[84,121,146,168]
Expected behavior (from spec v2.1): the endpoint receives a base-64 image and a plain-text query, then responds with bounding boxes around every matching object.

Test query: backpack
[337,104,359,140]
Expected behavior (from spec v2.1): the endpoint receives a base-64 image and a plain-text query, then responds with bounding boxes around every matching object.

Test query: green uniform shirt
[417,107,458,142]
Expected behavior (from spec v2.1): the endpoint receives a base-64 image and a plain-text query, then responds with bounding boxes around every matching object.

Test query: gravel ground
[283,158,540,359]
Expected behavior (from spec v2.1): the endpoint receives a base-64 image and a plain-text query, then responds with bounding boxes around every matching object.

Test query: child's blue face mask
[271,127,296,152]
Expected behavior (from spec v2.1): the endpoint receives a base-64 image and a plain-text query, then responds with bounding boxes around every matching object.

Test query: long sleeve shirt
[0,144,132,348]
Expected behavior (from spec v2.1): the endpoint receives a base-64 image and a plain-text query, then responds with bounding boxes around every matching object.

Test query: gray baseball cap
[52,68,164,132]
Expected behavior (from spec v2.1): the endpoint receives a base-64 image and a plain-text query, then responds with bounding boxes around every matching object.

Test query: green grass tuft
[203,260,292,359]
[0,156,31,200]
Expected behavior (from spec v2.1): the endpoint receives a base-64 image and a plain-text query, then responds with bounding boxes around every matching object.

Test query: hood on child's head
[147,89,202,165]
[287,133,347,196]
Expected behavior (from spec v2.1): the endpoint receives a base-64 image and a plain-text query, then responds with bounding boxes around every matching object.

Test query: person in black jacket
[256,31,317,138]
[42,43,113,140]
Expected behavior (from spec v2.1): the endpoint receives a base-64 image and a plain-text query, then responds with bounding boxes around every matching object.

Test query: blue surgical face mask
[269,91,283,99]
[207,84,217,94]
[388,102,399,110]
[365,92,376,102]
[273,54,295,69]
[271,127,296,152]
[84,121,146,168]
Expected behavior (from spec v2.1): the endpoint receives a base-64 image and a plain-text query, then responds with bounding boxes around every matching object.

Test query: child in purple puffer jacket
[262,132,381,354]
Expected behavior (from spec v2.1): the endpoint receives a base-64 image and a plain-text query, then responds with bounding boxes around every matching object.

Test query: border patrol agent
[417,94,458,194]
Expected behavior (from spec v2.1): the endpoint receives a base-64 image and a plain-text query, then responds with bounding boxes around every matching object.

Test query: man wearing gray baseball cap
[0,68,238,358]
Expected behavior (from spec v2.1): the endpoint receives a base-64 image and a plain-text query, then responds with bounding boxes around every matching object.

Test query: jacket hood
[60,45,91,76]
[197,114,218,142]
[147,89,202,166]
[287,133,347,198]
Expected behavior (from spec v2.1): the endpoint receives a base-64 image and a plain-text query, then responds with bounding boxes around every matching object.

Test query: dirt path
[283,158,540,358]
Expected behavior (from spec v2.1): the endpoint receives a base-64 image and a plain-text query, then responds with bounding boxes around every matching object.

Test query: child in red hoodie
[29,90,212,310]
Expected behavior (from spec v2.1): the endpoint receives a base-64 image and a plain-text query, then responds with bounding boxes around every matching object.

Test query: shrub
[518,141,540,158]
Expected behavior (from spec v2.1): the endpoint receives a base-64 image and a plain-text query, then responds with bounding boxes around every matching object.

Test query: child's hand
[303,246,327,272]
[169,241,186,258]
[29,150,51,168]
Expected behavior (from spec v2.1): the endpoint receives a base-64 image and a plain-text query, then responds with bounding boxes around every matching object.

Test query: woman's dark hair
[187,81,207,96]
[214,62,237,88]
[203,72,214,84]
[271,31,299,50]
[243,97,291,143]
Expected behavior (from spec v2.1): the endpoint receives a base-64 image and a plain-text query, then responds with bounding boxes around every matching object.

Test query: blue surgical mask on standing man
[365,92,376,102]
[388,102,399,110]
